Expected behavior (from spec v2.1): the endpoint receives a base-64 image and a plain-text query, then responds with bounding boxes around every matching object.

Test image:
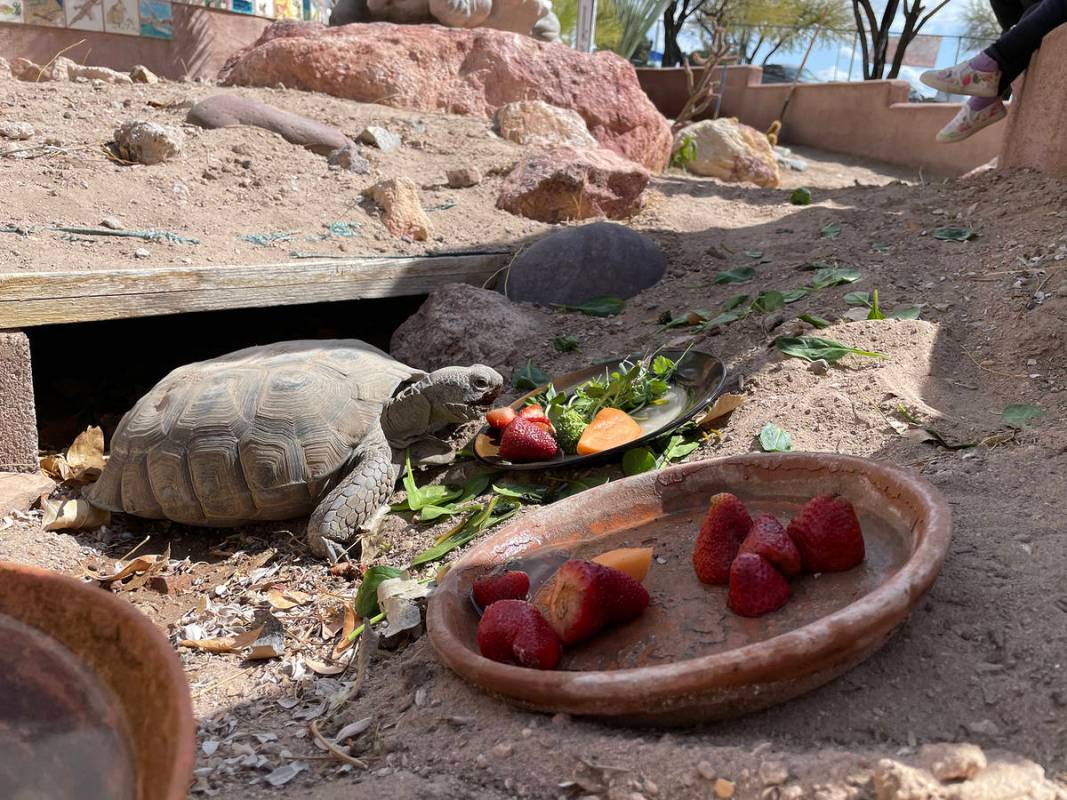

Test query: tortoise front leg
[307,422,400,561]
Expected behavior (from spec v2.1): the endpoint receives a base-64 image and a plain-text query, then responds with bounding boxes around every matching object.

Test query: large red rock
[496,145,649,222]
[218,21,671,171]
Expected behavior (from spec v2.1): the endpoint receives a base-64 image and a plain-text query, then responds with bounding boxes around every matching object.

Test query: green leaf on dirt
[660,434,699,464]
[781,289,808,304]
[889,306,922,319]
[775,336,884,363]
[492,482,551,502]
[867,288,886,320]
[1002,404,1044,429]
[557,476,611,499]
[552,296,625,317]
[713,266,755,284]
[790,187,812,206]
[752,291,785,313]
[820,222,842,239]
[622,447,658,476]
[844,291,872,307]
[798,313,832,329]
[870,242,890,253]
[744,249,764,259]
[397,452,461,512]
[933,226,977,242]
[355,566,406,617]
[553,334,579,352]
[723,293,752,310]
[916,427,976,450]
[512,359,551,391]
[759,423,794,452]
[409,496,521,567]
[701,310,745,329]
[810,266,860,289]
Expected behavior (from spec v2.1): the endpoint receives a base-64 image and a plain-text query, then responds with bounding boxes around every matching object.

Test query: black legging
[986,0,1067,93]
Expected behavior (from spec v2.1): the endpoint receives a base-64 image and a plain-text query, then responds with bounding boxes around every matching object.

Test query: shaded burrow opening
[27,295,425,452]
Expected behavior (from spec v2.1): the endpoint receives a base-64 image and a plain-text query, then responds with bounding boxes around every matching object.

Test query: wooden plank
[0,252,511,328]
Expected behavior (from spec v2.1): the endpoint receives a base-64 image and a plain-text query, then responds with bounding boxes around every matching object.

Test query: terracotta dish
[474,349,726,470]
[428,453,951,724]
[0,562,195,799]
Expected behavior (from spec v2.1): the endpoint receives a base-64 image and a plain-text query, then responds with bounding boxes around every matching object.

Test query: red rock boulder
[218,21,672,171]
[496,145,649,223]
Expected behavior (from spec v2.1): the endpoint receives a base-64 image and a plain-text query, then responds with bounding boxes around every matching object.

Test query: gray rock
[327,144,371,174]
[504,222,665,306]
[446,167,482,188]
[101,217,124,230]
[808,358,830,375]
[918,743,986,782]
[129,65,159,84]
[113,120,184,165]
[391,282,544,373]
[0,121,34,141]
[358,125,401,152]
[0,472,55,516]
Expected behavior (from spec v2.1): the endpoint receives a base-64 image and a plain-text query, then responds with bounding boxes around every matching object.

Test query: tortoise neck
[381,393,432,447]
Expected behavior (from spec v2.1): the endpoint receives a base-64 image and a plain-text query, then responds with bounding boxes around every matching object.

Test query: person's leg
[988,0,1067,89]
[990,0,1024,31]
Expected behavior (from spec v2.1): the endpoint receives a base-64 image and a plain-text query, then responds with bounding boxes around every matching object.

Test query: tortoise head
[381,364,503,445]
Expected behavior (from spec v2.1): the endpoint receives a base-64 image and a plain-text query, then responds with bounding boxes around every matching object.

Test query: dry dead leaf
[39,454,73,482]
[42,498,109,530]
[246,613,285,660]
[266,588,312,610]
[331,604,359,660]
[66,426,105,477]
[696,393,746,429]
[320,605,345,640]
[305,658,346,676]
[86,544,170,591]
[180,625,263,653]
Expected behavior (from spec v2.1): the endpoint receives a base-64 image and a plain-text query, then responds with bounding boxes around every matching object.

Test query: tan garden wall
[638,65,1004,177]
[1000,23,1067,176]
[0,6,269,81]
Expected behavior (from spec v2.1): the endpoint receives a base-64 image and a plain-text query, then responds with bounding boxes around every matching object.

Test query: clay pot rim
[427,452,951,713]
[0,560,196,799]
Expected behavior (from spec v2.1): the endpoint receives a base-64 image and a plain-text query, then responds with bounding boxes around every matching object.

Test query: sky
[645,0,991,97]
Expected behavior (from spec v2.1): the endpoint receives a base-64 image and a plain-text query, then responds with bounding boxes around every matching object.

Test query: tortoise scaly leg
[307,423,400,561]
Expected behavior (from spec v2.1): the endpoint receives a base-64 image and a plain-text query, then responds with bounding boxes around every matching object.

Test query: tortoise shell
[87,340,420,526]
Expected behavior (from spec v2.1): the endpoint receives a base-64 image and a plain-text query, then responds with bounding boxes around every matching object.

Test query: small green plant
[790,187,812,206]
[553,334,580,352]
[671,135,697,169]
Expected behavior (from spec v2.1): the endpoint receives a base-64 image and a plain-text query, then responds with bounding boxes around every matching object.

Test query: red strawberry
[477,599,560,670]
[728,553,791,617]
[544,559,649,645]
[472,570,531,608]
[692,492,753,585]
[518,404,553,428]
[786,494,865,573]
[486,407,517,430]
[498,417,559,462]
[739,513,802,577]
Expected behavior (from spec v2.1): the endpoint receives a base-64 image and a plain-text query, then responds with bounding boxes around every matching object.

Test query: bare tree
[663,0,728,66]
[851,0,952,79]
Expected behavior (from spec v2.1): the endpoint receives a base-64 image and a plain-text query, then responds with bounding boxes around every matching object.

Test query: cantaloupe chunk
[592,547,654,583]
[576,408,642,456]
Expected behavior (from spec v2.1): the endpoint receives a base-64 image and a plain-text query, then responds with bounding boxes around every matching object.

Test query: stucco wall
[1000,24,1067,176]
[638,65,1005,177]
[0,6,269,80]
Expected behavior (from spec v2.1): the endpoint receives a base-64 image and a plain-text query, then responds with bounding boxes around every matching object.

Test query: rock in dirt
[10,56,74,82]
[130,65,159,84]
[69,64,133,84]
[494,100,598,148]
[358,125,401,152]
[0,121,34,141]
[945,753,1062,800]
[872,759,943,800]
[328,144,372,173]
[0,57,10,81]
[0,472,55,516]
[363,177,433,240]
[674,118,780,188]
[113,120,184,165]
[187,94,352,156]
[447,166,482,188]
[391,282,544,372]
[218,22,672,171]
[504,222,664,305]
[918,744,986,782]
[497,145,649,223]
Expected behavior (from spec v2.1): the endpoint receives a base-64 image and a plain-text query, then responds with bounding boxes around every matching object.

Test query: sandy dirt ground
[2,78,1067,800]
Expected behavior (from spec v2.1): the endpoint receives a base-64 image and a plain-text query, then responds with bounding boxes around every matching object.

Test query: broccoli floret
[555,409,588,454]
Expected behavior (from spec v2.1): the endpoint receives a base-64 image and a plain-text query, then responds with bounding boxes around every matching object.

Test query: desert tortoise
[86,340,502,560]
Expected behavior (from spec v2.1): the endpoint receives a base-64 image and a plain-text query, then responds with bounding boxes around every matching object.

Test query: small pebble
[713,778,736,798]
[808,359,830,375]
[134,248,150,259]
[101,217,124,230]
[696,761,716,781]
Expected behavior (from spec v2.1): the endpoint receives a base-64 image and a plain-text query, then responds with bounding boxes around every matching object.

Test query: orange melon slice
[592,547,654,583]
[576,408,642,456]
